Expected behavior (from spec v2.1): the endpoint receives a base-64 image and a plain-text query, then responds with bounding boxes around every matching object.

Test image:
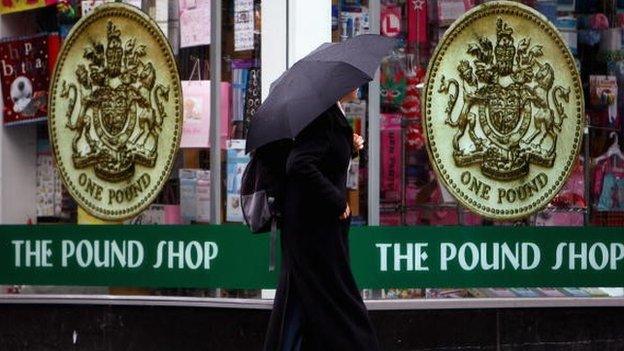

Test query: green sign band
[1,225,623,289]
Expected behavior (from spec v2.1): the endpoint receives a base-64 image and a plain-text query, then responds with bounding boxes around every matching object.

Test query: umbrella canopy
[246,34,395,153]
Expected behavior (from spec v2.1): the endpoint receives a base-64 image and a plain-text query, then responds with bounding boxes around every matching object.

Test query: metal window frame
[367,0,381,226]
[209,0,222,224]
[1,294,624,310]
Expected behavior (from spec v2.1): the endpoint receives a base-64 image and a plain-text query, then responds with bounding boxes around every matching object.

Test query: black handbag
[240,140,292,270]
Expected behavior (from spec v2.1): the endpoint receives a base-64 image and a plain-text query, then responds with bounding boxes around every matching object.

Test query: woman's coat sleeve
[286,117,346,217]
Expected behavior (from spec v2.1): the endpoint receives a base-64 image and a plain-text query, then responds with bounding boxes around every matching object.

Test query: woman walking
[263,89,379,350]
[244,34,393,351]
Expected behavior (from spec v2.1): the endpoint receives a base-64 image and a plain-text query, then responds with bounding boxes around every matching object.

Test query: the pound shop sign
[1,226,623,289]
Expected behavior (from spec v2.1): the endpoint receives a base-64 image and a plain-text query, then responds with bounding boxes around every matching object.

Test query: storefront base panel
[1,304,624,350]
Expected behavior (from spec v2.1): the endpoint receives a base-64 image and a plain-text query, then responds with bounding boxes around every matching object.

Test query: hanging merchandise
[226,139,250,222]
[234,0,255,51]
[589,75,618,128]
[0,33,61,126]
[407,0,428,45]
[607,62,624,129]
[243,68,261,134]
[231,59,258,124]
[179,0,211,48]
[402,55,426,150]
[180,82,231,148]
[231,64,249,122]
[0,0,57,14]
[593,133,624,212]
[380,54,407,111]
[437,0,475,26]
[181,80,211,148]
[381,3,402,38]
[380,113,402,202]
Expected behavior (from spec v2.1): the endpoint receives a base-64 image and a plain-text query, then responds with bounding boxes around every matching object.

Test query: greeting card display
[234,0,254,51]
[0,33,60,125]
[179,0,211,48]
[226,139,249,222]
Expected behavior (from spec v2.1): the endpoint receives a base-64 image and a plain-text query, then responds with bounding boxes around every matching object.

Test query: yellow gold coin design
[422,1,584,220]
[48,3,182,220]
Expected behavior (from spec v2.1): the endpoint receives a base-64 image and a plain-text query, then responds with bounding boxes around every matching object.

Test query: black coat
[263,104,380,350]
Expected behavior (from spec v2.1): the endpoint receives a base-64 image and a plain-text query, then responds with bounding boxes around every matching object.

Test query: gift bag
[180,80,231,148]
[181,80,211,148]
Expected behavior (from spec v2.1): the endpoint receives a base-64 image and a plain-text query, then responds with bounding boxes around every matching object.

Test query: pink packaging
[163,205,182,224]
[381,113,402,202]
[180,81,231,149]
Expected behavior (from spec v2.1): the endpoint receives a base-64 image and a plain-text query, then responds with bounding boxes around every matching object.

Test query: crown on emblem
[496,18,513,39]
[106,21,121,43]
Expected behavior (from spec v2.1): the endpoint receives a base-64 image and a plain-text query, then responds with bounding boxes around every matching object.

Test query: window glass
[373,0,623,299]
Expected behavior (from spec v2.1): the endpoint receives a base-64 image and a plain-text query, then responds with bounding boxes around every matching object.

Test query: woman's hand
[339,203,351,220]
[353,133,364,151]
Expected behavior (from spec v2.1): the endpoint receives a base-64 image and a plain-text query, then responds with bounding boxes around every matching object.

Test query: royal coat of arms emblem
[48,3,182,220]
[423,1,583,220]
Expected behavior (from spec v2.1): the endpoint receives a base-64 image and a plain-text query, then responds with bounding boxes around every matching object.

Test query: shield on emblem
[486,84,522,135]
[99,87,129,136]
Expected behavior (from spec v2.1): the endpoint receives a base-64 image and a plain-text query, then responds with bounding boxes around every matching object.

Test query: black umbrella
[245,34,395,153]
